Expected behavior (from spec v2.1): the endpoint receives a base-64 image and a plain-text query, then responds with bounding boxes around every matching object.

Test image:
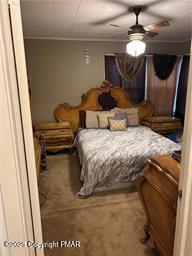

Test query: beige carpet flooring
[39,153,159,256]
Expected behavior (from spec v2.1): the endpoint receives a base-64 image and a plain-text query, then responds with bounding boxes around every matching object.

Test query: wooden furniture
[54,81,154,133]
[33,131,46,178]
[143,116,182,134]
[35,122,74,152]
[34,132,42,178]
[138,155,180,256]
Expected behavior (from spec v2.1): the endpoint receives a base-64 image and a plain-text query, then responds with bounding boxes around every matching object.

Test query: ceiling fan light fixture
[126,40,146,57]
[128,32,145,41]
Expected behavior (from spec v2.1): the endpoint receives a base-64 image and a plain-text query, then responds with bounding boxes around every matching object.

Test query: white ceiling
[21,0,192,42]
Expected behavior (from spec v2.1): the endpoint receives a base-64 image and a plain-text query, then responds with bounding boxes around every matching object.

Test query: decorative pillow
[109,119,127,131]
[109,112,129,126]
[114,108,139,126]
[97,112,115,128]
[85,110,102,128]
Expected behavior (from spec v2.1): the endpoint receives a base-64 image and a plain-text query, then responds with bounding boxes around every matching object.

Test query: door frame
[0,0,44,255]
[173,40,192,256]
[8,2,44,255]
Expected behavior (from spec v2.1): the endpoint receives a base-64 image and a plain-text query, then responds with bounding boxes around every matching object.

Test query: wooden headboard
[54,81,154,132]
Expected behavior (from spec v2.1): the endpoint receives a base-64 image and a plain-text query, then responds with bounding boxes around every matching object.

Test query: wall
[24,39,190,124]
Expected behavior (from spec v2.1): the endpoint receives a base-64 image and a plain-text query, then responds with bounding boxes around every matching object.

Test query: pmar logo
[59,241,80,248]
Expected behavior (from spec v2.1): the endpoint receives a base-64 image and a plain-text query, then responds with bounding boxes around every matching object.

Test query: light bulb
[126,40,146,57]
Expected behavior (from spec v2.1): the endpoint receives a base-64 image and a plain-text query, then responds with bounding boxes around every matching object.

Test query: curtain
[105,55,122,86]
[115,53,144,80]
[147,55,181,116]
[175,56,190,124]
[153,54,177,80]
[105,55,146,103]
[121,57,146,103]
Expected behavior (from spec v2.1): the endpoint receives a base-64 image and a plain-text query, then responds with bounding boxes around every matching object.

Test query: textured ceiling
[21,0,192,42]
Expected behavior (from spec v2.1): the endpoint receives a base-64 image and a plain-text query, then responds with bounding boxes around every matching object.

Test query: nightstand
[143,116,182,134]
[35,122,74,152]
[33,131,47,178]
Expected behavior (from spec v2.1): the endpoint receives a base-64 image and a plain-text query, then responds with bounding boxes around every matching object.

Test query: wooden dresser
[138,155,180,256]
[143,116,182,134]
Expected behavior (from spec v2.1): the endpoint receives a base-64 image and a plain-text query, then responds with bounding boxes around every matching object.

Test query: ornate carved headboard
[54,81,154,132]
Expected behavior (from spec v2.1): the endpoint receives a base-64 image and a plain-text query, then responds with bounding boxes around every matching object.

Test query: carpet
[39,153,159,256]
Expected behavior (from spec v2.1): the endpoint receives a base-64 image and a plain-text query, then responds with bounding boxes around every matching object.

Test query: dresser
[138,155,180,256]
[143,116,182,134]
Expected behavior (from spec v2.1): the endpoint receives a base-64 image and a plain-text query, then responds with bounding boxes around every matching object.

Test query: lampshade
[126,40,146,57]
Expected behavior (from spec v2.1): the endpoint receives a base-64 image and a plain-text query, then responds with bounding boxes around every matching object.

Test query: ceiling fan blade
[144,20,170,31]
[110,24,123,28]
[145,31,159,37]
[145,9,172,22]
[93,11,128,25]
[110,24,128,29]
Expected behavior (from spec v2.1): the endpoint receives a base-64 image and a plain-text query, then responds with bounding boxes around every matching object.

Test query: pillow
[97,112,115,129]
[85,110,102,128]
[109,112,129,127]
[109,119,127,131]
[114,108,139,126]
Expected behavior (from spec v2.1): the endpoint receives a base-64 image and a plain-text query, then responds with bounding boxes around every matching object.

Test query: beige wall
[24,39,190,124]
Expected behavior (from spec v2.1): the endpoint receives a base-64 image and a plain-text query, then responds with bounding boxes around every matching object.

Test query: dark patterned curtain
[122,57,146,103]
[105,55,122,86]
[105,55,146,103]
[115,53,144,80]
[175,56,190,125]
[153,54,177,80]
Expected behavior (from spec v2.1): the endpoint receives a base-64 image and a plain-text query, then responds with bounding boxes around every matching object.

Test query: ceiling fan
[111,7,170,56]
[111,7,170,39]
[93,0,171,40]
[93,0,171,56]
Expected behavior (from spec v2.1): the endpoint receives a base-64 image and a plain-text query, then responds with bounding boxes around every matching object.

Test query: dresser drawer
[151,121,181,129]
[143,116,182,134]
[35,121,74,151]
[146,165,178,202]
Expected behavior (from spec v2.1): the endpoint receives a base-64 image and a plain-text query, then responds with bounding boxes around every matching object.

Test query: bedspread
[75,126,180,198]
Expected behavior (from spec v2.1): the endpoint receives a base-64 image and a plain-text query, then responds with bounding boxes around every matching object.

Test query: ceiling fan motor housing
[128,24,145,40]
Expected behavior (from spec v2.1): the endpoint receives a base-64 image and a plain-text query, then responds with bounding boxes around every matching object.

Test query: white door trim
[0,1,34,256]
[9,0,43,256]
[8,2,44,255]
[0,0,44,255]
[174,40,192,256]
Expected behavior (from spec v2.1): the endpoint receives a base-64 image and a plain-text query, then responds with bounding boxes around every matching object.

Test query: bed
[55,81,181,197]
[75,127,180,197]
